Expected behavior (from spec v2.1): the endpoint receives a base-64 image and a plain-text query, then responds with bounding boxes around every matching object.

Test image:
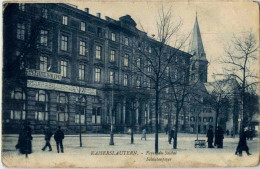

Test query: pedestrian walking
[42,126,53,151]
[249,129,254,140]
[16,122,33,157]
[54,126,64,153]
[245,128,250,140]
[235,127,251,156]
[165,124,168,135]
[141,128,146,140]
[226,129,229,136]
[168,129,175,144]
[231,129,234,138]
[206,126,214,148]
[215,126,224,148]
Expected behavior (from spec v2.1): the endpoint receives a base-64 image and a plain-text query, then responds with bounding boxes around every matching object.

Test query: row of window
[40,56,179,90]
[17,26,126,61]
[62,15,129,44]
[39,55,150,86]
[39,56,182,88]
[18,4,187,56]
[9,88,101,124]
[19,4,129,45]
[189,116,214,122]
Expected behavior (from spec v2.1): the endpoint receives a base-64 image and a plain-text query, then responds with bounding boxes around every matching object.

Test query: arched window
[57,93,69,121]
[10,88,26,120]
[75,96,87,124]
[35,90,49,121]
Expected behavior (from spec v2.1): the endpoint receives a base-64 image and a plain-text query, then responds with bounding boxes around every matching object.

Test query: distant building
[3,3,211,134]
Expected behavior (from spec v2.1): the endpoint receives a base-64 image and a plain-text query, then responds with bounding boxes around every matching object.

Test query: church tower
[189,13,208,83]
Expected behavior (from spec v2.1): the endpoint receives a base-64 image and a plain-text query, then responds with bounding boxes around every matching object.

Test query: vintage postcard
[1,0,259,168]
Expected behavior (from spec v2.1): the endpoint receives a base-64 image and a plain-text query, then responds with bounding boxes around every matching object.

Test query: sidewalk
[2,132,259,168]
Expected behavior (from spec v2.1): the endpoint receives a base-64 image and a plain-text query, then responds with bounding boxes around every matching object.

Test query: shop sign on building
[26,69,62,81]
[27,80,96,95]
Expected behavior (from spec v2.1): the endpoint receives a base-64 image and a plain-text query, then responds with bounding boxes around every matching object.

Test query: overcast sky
[71,1,259,82]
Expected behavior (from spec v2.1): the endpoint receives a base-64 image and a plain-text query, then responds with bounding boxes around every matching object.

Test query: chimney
[84,8,89,13]
[96,13,101,18]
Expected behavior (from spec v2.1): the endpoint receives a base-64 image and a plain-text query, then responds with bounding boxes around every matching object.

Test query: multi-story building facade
[3,3,212,134]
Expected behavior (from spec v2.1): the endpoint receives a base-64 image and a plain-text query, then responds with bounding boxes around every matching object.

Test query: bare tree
[202,78,237,145]
[132,6,189,154]
[3,3,53,158]
[75,86,87,147]
[124,91,148,144]
[4,4,47,89]
[243,89,259,128]
[164,52,192,149]
[222,31,258,131]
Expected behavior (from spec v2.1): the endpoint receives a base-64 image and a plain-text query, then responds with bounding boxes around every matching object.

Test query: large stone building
[3,3,213,134]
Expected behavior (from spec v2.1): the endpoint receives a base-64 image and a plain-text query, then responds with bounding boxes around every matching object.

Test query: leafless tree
[124,90,149,144]
[75,86,86,147]
[164,53,193,149]
[3,3,52,158]
[202,77,237,145]
[132,6,189,154]
[222,31,258,131]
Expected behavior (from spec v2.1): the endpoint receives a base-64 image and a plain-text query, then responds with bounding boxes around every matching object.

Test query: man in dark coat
[226,130,230,136]
[235,128,251,156]
[215,126,224,148]
[245,128,250,140]
[42,126,53,151]
[16,122,33,157]
[168,129,175,144]
[207,126,214,148]
[231,129,234,138]
[165,124,168,135]
[54,126,64,153]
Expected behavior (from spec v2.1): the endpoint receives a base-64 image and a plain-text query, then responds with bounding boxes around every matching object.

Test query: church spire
[189,13,208,83]
[189,13,206,61]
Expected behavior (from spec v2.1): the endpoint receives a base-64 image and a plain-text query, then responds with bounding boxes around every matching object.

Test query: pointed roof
[189,14,207,61]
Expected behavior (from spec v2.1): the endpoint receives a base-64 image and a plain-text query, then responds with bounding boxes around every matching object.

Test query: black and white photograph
[1,1,259,168]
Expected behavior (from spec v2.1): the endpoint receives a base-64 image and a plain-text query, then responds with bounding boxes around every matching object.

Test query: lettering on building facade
[26,69,63,81]
[27,80,96,95]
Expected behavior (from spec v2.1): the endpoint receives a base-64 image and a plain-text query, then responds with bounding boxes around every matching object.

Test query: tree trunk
[173,108,179,149]
[167,106,171,135]
[214,108,219,146]
[131,127,134,144]
[155,87,159,154]
[183,108,186,132]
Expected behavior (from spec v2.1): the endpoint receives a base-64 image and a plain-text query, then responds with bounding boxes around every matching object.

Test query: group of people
[206,126,224,148]
[16,123,65,156]
[41,126,65,153]
[16,123,253,157]
[207,125,251,157]
[141,127,175,145]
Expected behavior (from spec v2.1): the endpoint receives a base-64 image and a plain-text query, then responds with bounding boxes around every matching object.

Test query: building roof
[204,78,240,96]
